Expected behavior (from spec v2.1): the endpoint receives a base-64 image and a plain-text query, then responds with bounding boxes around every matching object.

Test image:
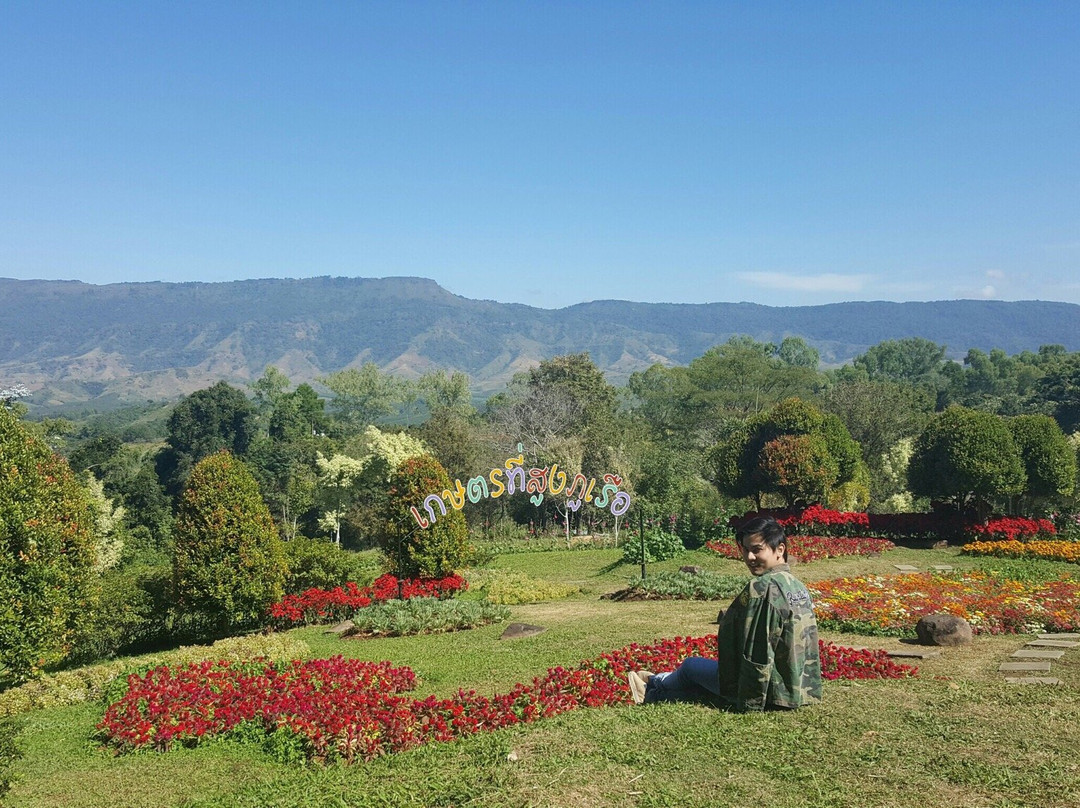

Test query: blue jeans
[644,656,721,704]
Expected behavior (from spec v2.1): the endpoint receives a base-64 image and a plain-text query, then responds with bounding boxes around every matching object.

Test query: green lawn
[6,547,1080,808]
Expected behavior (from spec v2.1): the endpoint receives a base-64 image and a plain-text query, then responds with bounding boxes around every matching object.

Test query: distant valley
[3,276,1079,411]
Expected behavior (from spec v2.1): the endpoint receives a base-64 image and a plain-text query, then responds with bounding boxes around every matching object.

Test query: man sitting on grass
[628,516,822,711]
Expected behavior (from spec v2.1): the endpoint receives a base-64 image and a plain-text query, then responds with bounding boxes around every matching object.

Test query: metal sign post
[639,509,646,581]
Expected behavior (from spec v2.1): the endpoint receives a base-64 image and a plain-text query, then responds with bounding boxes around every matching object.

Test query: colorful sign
[410,444,632,528]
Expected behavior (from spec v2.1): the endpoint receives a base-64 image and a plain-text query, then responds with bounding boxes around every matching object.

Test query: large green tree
[159,382,257,495]
[1006,414,1076,511]
[0,407,97,681]
[320,363,406,434]
[709,397,865,509]
[907,406,1026,512]
[380,453,468,578]
[627,337,823,452]
[172,451,285,636]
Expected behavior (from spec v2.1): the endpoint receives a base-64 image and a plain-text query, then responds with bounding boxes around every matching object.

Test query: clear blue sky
[2,2,1077,309]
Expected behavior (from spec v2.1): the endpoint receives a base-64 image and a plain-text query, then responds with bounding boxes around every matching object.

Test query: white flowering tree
[315,427,428,546]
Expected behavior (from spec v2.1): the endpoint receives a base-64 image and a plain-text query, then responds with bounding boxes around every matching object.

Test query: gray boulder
[915,613,973,646]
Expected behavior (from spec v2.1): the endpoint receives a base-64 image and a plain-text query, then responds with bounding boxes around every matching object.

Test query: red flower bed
[706,535,894,563]
[98,638,914,762]
[964,517,1056,542]
[268,573,466,627]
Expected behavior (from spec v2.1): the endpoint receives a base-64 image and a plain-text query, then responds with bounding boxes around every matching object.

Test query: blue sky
[2,2,1077,309]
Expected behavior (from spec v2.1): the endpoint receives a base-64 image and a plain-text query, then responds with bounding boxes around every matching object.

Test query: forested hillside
[3,276,1079,409]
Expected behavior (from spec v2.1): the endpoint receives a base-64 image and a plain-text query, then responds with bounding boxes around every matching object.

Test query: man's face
[739,533,786,576]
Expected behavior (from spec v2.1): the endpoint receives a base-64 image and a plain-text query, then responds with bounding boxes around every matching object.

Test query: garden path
[1001,633,1080,685]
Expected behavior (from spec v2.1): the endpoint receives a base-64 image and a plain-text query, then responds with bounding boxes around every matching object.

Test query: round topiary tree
[907,406,1026,513]
[1007,414,1076,510]
[381,453,468,578]
[0,407,97,681]
[709,397,868,509]
[173,450,285,636]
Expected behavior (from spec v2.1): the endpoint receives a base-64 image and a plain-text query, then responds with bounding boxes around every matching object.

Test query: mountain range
[3,276,1079,410]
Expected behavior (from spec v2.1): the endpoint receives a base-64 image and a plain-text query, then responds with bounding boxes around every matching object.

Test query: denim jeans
[644,656,721,704]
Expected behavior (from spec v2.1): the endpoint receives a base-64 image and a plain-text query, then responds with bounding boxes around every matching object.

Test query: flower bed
[809,571,1080,636]
[963,517,1056,542]
[98,638,914,763]
[962,540,1080,564]
[268,574,466,627]
[705,535,894,563]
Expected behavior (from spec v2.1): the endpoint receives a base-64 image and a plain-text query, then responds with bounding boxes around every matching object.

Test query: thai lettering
[443,480,466,510]
[466,475,489,504]
[565,473,589,499]
[410,506,430,529]
[526,466,548,505]
[409,444,632,527]
[547,464,567,495]
[611,491,631,516]
[593,483,618,510]
[488,467,506,498]
[423,494,447,524]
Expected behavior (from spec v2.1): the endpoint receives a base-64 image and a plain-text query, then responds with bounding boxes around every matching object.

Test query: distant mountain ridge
[3,276,1079,410]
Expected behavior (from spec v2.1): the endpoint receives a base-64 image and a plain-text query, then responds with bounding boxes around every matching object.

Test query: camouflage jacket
[716,564,822,711]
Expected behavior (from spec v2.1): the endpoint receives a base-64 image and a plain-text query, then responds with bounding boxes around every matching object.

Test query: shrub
[626,570,749,600]
[621,525,685,564]
[464,569,578,604]
[268,573,466,627]
[0,632,310,717]
[0,407,98,682]
[343,598,509,638]
[173,451,286,637]
[67,563,172,664]
[964,517,1056,542]
[283,537,380,594]
[381,454,469,578]
[0,717,21,800]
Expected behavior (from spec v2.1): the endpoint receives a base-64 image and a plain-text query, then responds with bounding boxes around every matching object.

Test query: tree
[0,407,97,681]
[269,384,329,442]
[1007,414,1076,510]
[907,406,1026,513]
[159,382,257,495]
[821,380,934,468]
[417,370,474,418]
[1031,353,1080,434]
[321,364,405,434]
[381,454,468,578]
[627,338,823,452]
[250,366,291,416]
[759,434,839,507]
[172,451,285,636]
[709,397,866,508]
[314,428,428,547]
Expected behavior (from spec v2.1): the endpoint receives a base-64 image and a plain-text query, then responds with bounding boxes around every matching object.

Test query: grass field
[6,547,1080,808]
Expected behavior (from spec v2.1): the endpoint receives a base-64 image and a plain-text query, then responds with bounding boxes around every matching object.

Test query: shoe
[627,670,652,704]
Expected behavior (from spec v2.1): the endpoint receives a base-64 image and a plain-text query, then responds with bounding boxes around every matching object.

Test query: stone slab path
[1002,632,1079,685]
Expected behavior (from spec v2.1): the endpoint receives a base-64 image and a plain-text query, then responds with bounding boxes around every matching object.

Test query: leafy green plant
[0,407,98,682]
[0,632,310,717]
[0,717,21,800]
[381,454,469,578]
[465,569,578,604]
[621,526,685,564]
[283,537,380,593]
[173,451,287,637]
[626,570,750,600]
[343,598,509,638]
[67,562,172,664]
